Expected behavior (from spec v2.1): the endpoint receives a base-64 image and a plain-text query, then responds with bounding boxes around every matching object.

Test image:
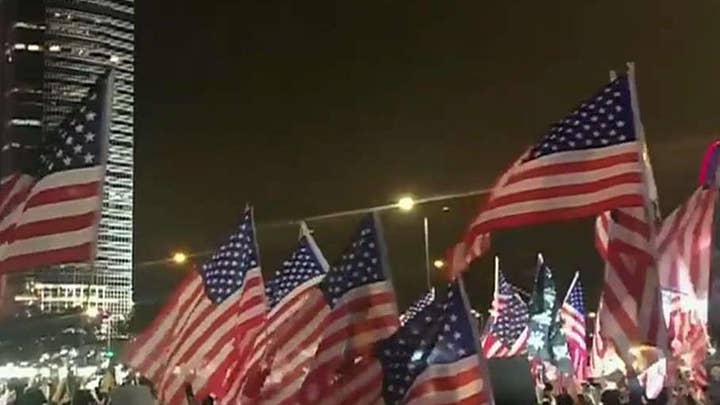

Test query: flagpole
[562,272,580,305]
[494,256,500,297]
[423,217,431,290]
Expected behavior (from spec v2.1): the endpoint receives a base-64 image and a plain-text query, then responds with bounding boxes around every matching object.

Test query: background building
[1,0,134,318]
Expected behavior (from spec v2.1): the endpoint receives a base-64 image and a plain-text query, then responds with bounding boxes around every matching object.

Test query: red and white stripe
[481,327,528,358]
[224,277,330,404]
[0,167,104,273]
[594,207,667,365]
[466,142,645,246]
[667,295,709,390]
[291,281,399,405]
[296,358,383,405]
[125,267,266,404]
[561,301,588,381]
[657,187,716,308]
[401,356,492,405]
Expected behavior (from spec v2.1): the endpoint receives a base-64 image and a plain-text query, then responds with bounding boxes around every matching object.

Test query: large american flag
[125,208,267,404]
[450,75,646,276]
[0,73,111,273]
[377,281,494,405]
[657,187,716,310]
[594,207,667,368]
[560,274,588,382]
[223,224,330,404]
[294,213,399,404]
[481,271,529,358]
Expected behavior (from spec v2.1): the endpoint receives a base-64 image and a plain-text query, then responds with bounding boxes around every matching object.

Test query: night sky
[133,1,720,317]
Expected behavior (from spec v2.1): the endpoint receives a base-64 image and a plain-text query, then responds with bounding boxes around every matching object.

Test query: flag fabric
[594,207,668,366]
[223,224,330,404]
[481,271,529,358]
[560,275,588,381]
[377,281,495,405]
[527,259,556,361]
[667,294,709,391]
[449,75,647,277]
[527,258,571,374]
[125,208,266,405]
[589,304,606,377]
[288,213,400,404]
[399,288,435,326]
[0,73,111,273]
[657,187,717,309]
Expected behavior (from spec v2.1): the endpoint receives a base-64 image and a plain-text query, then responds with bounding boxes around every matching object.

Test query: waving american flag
[377,281,494,404]
[0,73,111,272]
[126,208,267,404]
[481,271,529,358]
[560,273,588,381]
[291,214,400,405]
[225,223,330,404]
[450,72,647,276]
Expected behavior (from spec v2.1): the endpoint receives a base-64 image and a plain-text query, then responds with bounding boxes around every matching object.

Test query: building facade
[1,0,134,318]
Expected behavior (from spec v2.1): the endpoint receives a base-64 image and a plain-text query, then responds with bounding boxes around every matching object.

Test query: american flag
[451,75,646,276]
[223,224,330,404]
[298,290,440,405]
[377,281,494,405]
[294,213,399,405]
[667,294,709,390]
[125,208,267,404]
[0,73,111,273]
[481,271,529,358]
[594,207,667,368]
[657,187,716,308]
[560,274,588,382]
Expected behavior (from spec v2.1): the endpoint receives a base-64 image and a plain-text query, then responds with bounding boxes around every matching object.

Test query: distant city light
[85,307,99,318]
[397,196,416,211]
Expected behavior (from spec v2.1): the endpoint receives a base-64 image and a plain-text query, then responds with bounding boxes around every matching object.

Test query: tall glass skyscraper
[0,0,134,317]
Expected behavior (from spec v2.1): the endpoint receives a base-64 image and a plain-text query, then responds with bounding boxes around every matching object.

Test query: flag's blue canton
[567,280,585,315]
[265,235,326,308]
[377,283,478,404]
[377,293,444,404]
[38,75,107,177]
[526,75,635,162]
[321,214,386,307]
[399,288,435,326]
[489,272,529,347]
[427,283,478,364]
[201,209,259,303]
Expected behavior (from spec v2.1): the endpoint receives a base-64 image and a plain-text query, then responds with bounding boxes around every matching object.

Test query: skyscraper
[0,0,134,317]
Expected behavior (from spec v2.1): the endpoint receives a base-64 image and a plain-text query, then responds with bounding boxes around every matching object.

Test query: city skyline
[0,0,134,317]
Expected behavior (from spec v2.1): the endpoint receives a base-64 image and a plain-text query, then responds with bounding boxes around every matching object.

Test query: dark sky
[133,1,720,315]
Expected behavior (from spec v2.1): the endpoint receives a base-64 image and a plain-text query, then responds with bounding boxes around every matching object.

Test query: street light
[433,259,445,269]
[172,252,188,265]
[397,196,416,212]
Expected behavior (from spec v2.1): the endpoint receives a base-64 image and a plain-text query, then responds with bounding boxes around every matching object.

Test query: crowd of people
[537,372,707,405]
[0,366,156,405]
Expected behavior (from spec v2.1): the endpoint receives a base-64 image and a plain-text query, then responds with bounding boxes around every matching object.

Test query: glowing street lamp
[433,259,445,269]
[397,196,416,212]
[172,252,188,265]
